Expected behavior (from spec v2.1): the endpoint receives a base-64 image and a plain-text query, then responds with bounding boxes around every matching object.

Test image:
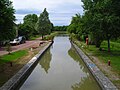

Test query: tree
[18,23,33,40]
[36,8,52,39]
[67,14,84,40]
[53,26,68,31]
[81,0,120,51]
[0,0,15,41]
[6,43,12,54]
[18,14,38,39]
[23,14,38,35]
[81,0,105,47]
[50,22,54,32]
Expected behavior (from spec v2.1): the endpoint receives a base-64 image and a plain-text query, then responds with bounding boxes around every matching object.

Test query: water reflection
[68,47,89,74]
[20,36,101,90]
[68,47,101,90]
[39,48,52,73]
[71,76,100,90]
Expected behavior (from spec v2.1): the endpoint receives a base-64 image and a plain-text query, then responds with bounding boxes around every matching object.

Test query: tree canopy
[0,0,15,41]
[82,0,120,51]
[18,14,38,39]
[68,0,120,51]
[36,8,52,39]
[53,26,68,31]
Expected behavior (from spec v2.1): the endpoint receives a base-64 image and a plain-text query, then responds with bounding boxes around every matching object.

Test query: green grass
[113,80,120,84]
[30,35,41,40]
[74,40,120,75]
[0,50,28,63]
[43,32,58,40]
[99,41,120,72]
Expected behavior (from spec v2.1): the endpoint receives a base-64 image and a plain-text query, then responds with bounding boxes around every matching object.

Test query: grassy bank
[30,35,41,40]
[0,50,28,63]
[30,31,67,41]
[74,40,120,74]
[43,32,58,40]
[0,50,28,86]
[43,31,67,40]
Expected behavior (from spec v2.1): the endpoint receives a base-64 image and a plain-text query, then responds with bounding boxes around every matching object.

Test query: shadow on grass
[92,48,120,57]
[0,61,24,87]
[110,50,120,56]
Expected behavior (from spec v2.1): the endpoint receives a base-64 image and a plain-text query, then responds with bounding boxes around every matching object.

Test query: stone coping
[71,42,118,90]
[0,42,53,90]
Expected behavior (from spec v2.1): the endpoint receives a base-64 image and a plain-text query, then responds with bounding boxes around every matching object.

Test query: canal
[20,36,101,90]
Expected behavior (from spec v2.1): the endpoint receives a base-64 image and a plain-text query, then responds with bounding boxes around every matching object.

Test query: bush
[6,43,12,54]
[43,32,58,41]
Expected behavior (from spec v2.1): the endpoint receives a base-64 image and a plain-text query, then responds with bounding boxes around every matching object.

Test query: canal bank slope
[0,41,53,90]
[71,42,118,90]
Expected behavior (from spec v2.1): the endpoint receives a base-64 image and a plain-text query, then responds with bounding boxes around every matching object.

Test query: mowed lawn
[0,50,28,63]
[75,40,120,75]
[98,41,120,73]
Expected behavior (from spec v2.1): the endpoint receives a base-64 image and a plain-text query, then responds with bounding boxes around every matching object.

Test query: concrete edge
[71,42,118,90]
[0,41,53,90]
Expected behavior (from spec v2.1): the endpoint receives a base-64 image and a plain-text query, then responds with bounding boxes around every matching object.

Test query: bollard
[31,48,33,51]
[108,60,111,66]
[10,62,13,67]
[86,38,89,45]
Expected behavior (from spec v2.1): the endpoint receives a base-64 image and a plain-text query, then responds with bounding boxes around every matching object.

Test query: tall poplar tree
[36,8,52,39]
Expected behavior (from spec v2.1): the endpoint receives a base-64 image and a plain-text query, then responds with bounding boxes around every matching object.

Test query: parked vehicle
[10,38,19,45]
[10,36,26,45]
[18,36,26,44]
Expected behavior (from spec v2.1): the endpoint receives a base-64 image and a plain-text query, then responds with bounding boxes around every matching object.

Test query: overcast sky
[11,0,83,26]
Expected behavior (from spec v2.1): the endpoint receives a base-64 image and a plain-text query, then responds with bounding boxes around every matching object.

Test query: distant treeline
[53,26,68,31]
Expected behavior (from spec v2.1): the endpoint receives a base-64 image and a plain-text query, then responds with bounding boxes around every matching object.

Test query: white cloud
[11,0,83,26]
[12,0,83,10]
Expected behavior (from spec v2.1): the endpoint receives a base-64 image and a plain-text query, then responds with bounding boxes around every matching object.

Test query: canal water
[20,36,101,90]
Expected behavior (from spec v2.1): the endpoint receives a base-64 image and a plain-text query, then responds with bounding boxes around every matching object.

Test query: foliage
[24,14,38,35]
[67,14,86,41]
[5,43,12,54]
[67,14,82,34]
[69,33,79,41]
[0,0,15,41]
[53,26,68,31]
[81,0,120,51]
[68,0,120,51]
[18,14,38,39]
[18,23,33,40]
[36,8,52,39]
[43,32,58,41]
[115,38,120,43]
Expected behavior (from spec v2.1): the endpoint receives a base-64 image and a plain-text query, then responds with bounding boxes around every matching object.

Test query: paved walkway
[0,40,41,56]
